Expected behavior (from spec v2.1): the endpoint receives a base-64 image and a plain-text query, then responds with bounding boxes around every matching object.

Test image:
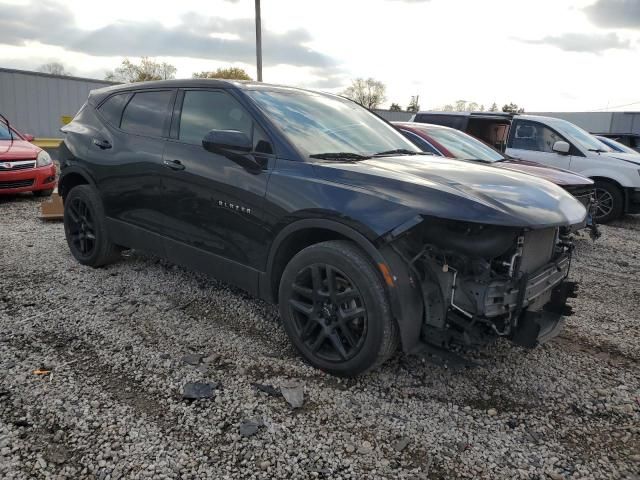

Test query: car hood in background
[601,151,640,166]
[312,155,587,229]
[495,159,593,187]
[0,140,40,160]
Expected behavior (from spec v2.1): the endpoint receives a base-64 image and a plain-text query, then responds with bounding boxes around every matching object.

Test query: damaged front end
[383,216,579,351]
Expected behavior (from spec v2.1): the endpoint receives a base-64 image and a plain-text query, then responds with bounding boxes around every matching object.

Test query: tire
[593,180,624,223]
[278,240,398,377]
[63,185,120,267]
[33,189,54,197]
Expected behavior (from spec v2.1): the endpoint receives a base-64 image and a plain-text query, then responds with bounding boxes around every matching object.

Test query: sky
[1,0,639,112]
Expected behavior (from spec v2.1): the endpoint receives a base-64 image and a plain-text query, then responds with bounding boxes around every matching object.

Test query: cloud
[584,0,640,29]
[0,0,336,69]
[519,32,631,53]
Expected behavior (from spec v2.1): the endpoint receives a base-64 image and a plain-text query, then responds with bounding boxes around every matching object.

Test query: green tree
[389,103,402,112]
[342,78,387,109]
[502,102,525,113]
[193,67,253,80]
[105,57,177,83]
[488,102,499,112]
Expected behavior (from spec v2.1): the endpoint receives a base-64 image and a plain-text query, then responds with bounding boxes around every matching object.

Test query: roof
[0,67,120,86]
[415,111,513,119]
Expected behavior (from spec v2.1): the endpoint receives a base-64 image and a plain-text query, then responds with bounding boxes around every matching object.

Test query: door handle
[163,159,185,171]
[92,138,111,149]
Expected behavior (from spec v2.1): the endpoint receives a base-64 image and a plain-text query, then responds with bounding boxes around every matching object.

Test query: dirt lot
[1,195,639,480]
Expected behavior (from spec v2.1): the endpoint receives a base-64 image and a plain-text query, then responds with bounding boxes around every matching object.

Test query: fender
[57,165,97,198]
[261,218,424,353]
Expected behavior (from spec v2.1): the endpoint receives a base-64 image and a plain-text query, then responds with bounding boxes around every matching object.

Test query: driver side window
[510,120,563,153]
[178,90,254,146]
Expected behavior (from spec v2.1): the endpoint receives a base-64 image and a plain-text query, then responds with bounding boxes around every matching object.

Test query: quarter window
[120,90,173,137]
[179,90,253,145]
[98,93,131,127]
[510,120,564,153]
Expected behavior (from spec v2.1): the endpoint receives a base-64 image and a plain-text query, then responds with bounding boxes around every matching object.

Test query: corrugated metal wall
[530,111,640,134]
[0,68,117,138]
[374,109,414,122]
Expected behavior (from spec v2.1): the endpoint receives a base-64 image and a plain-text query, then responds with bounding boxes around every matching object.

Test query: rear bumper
[0,164,57,194]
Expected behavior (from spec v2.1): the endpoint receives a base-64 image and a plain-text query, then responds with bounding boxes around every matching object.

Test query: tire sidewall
[594,181,623,223]
[278,243,390,376]
[63,185,109,266]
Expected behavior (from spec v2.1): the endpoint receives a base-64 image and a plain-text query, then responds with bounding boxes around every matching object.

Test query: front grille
[0,179,34,189]
[0,161,37,171]
[520,228,557,274]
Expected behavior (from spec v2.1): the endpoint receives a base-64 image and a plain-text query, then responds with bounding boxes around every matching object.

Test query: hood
[495,159,593,187]
[312,155,587,229]
[601,151,640,166]
[0,140,40,160]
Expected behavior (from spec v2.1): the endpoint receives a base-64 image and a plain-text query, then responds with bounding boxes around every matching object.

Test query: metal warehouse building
[0,67,116,138]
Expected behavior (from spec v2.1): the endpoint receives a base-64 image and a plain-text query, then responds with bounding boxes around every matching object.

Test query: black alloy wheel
[66,197,96,256]
[288,263,367,363]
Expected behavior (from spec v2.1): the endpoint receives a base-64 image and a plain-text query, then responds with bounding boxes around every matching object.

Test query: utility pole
[255,0,263,82]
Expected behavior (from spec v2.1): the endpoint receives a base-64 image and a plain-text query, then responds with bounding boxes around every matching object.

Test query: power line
[591,100,640,111]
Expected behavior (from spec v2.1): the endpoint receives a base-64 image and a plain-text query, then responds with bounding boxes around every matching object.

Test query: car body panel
[0,128,56,194]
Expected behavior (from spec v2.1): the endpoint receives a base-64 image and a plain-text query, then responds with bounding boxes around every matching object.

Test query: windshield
[597,136,638,155]
[422,127,505,162]
[545,117,612,152]
[246,89,420,158]
[0,122,15,141]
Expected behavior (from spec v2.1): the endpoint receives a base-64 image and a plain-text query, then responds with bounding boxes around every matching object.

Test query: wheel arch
[58,167,95,200]
[262,218,424,353]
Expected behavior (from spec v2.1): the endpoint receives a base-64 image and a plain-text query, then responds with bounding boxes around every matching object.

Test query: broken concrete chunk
[181,354,204,366]
[252,383,281,397]
[393,437,410,452]
[239,419,262,437]
[182,382,217,400]
[281,382,304,409]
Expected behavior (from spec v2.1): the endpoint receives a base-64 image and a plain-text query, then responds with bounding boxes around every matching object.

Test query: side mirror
[202,129,252,154]
[23,134,35,142]
[552,140,570,154]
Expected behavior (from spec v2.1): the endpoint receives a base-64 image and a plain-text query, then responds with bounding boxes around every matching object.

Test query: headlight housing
[36,150,52,167]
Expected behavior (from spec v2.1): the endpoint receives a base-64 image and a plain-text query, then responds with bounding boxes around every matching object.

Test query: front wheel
[63,185,121,267]
[278,240,398,376]
[593,180,624,223]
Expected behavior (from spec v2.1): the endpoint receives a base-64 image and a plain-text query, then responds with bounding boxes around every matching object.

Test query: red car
[394,121,595,209]
[1,116,56,196]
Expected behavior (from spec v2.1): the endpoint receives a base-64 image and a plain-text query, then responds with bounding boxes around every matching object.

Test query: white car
[505,115,640,222]
[412,111,640,222]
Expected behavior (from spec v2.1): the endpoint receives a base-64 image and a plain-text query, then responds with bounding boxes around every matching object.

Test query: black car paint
[59,80,586,354]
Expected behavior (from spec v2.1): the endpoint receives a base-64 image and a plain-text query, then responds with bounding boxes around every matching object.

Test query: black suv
[59,80,586,376]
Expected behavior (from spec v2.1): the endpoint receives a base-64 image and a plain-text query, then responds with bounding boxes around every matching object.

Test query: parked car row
[57,80,587,376]
[408,111,640,223]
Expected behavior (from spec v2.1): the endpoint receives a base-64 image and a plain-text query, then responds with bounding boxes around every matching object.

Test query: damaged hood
[312,155,587,229]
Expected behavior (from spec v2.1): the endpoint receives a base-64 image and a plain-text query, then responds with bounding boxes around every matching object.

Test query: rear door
[160,88,275,287]
[94,89,175,236]
[506,119,576,170]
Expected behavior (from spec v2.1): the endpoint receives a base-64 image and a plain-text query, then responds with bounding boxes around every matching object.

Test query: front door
[506,119,574,170]
[160,89,275,288]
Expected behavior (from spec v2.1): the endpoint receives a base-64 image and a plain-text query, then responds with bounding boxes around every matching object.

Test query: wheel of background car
[33,189,53,197]
[592,180,624,223]
[278,240,398,377]
[63,185,121,267]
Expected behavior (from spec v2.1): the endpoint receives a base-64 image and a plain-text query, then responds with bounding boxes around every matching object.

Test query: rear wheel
[33,189,54,197]
[63,185,120,267]
[278,240,398,376]
[593,180,623,223]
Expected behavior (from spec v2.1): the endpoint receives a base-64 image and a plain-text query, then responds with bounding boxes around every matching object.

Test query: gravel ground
[1,195,639,480]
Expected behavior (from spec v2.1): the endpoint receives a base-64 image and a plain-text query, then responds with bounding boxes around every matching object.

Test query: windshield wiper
[309,152,371,160]
[374,148,429,156]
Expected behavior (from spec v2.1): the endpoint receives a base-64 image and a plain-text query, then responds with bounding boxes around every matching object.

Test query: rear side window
[415,114,466,131]
[121,90,173,137]
[98,93,131,127]
[509,120,564,153]
[178,90,253,145]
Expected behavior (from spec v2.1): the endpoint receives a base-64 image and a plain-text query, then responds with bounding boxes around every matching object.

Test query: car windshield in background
[0,123,14,140]
[425,127,505,162]
[247,90,420,158]
[596,136,639,155]
[546,118,612,153]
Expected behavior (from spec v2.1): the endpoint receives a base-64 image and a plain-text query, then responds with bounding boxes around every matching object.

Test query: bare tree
[342,78,387,110]
[105,57,177,83]
[467,102,480,112]
[38,62,69,76]
[488,102,499,112]
[193,67,253,80]
[454,100,467,112]
[406,95,420,113]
